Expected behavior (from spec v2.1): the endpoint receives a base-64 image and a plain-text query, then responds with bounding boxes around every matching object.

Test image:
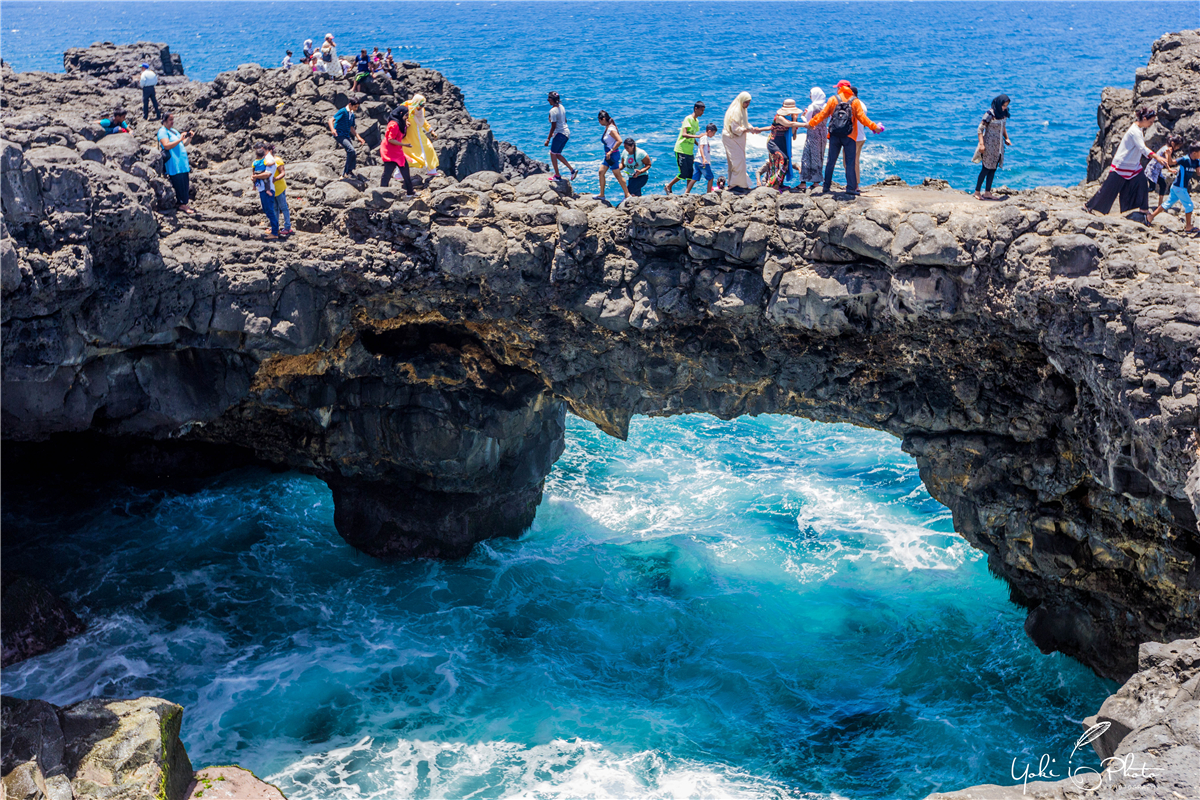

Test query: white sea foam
[267,736,831,800]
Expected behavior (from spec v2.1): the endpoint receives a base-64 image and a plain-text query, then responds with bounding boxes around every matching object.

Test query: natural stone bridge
[2,38,1197,684]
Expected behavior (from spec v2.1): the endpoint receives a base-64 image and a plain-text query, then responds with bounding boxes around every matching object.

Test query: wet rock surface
[928,637,1199,800]
[2,39,1198,682]
[0,572,85,668]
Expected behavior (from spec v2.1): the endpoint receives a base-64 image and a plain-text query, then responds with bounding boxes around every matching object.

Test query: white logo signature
[1010,722,1155,793]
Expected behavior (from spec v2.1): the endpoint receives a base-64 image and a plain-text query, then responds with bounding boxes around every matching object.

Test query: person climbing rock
[328,96,366,179]
[381,105,415,196]
[622,137,652,197]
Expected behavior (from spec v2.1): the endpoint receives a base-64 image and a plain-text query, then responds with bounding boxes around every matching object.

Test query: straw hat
[775,99,800,117]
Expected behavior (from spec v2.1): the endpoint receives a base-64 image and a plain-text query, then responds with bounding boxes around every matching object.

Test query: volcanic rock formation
[2,35,1199,684]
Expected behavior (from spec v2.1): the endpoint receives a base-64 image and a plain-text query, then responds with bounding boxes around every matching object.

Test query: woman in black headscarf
[973,94,1012,200]
[380,104,414,195]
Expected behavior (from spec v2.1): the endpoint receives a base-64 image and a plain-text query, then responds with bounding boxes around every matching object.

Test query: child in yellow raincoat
[402,94,439,175]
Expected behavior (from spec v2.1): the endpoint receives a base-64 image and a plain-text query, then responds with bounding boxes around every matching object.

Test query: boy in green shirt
[664,101,705,194]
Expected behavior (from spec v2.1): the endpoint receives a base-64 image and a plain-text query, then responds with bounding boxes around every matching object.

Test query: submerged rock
[0,572,85,667]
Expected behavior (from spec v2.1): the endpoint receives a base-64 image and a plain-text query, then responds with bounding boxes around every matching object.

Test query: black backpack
[829,100,854,137]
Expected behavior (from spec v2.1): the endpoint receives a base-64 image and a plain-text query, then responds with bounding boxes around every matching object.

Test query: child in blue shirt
[97,109,129,137]
[1151,141,1199,234]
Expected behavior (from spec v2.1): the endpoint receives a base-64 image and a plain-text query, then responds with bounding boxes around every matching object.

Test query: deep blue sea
[4,3,1194,798]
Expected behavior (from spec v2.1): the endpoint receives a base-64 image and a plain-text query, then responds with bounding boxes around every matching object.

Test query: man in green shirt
[664,101,705,194]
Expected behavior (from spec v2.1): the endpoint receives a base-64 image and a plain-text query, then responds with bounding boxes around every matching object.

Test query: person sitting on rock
[97,108,130,137]
[383,49,398,79]
[352,49,371,92]
[328,96,366,180]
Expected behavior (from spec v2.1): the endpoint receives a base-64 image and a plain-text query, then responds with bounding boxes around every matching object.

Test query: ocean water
[1,1,1195,193]
[1,2,1176,797]
[3,415,1115,799]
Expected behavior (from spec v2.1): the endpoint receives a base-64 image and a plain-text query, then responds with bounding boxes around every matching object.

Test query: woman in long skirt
[722,92,760,190]
[798,87,827,191]
[1084,107,1167,221]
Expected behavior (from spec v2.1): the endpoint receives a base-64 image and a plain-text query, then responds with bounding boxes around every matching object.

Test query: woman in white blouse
[1084,107,1169,221]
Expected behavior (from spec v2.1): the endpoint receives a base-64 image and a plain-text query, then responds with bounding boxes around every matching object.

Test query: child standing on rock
[1150,141,1200,234]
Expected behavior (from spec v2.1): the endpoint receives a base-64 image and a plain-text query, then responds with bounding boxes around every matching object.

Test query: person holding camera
[157,113,194,214]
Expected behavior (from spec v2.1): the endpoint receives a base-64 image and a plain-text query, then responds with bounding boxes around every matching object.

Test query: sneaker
[569,168,579,181]
[550,174,562,182]
[281,228,294,236]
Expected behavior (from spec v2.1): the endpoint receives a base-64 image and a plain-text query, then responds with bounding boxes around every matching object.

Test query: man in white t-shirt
[543,92,578,182]
[139,62,160,120]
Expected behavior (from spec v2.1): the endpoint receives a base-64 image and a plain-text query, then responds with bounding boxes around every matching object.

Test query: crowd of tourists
[93,47,1198,239]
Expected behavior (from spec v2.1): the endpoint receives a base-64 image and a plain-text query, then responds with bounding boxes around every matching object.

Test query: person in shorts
[544,92,577,182]
[688,123,718,193]
[665,101,705,193]
[352,49,371,92]
[1151,140,1199,233]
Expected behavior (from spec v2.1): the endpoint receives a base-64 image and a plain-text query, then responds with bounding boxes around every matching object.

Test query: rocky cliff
[929,637,1199,800]
[1087,29,1200,181]
[2,37,1199,686]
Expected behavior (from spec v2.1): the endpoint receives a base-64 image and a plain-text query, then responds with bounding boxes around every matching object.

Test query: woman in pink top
[380,106,415,195]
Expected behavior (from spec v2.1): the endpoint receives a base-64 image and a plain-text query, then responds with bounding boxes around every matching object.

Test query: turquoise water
[1,1,1195,192]
[1,2,1166,794]
[3,415,1115,798]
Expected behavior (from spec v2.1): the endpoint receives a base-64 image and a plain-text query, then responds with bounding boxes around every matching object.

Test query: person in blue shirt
[328,97,366,179]
[1151,140,1200,234]
[251,142,281,240]
[157,112,194,214]
[352,49,371,93]
[96,108,129,137]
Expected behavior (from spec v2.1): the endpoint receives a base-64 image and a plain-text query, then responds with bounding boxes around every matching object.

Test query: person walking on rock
[688,123,718,193]
[139,63,161,120]
[157,113,194,214]
[381,105,415,196]
[595,110,629,202]
[974,94,1011,200]
[266,143,292,236]
[798,87,826,192]
[544,92,578,182]
[622,138,652,197]
[402,94,440,176]
[807,80,884,196]
[665,101,705,194]
[722,92,760,191]
[1084,107,1167,222]
[252,143,281,240]
[329,96,366,179]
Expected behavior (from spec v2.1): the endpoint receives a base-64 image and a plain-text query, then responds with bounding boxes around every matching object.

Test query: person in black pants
[806,79,884,195]
[139,63,161,120]
[380,106,415,196]
[328,97,366,178]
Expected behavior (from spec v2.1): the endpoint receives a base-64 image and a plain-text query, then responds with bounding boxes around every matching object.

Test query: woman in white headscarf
[722,92,760,190]
[798,87,827,191]
[402,93,440,175]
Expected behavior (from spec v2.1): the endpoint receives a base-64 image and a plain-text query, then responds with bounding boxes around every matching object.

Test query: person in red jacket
[807,79,884,195]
